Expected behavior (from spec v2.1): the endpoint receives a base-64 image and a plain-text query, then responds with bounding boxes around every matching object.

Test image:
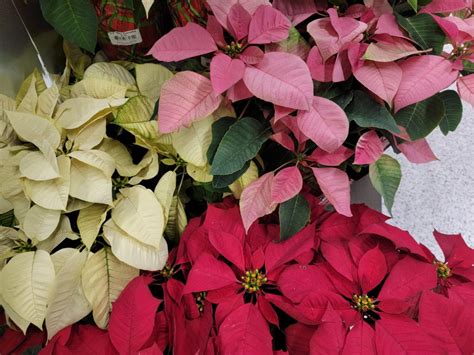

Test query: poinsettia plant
[2,0,474,353]
[147,0,474,239]
[15,199,473,354]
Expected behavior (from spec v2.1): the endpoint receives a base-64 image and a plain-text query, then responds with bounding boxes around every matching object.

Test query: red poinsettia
[181,201,318,328]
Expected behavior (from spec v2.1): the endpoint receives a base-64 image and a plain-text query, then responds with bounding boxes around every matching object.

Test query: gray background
[385,95,474,257]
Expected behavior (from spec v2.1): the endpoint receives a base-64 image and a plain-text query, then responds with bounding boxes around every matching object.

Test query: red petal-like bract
[457,74,474,106]
[358,246,388,293]
[342,321,376,355]
[420,0,468,14]
[307,146,354,166]
[378,256,437,301]
[265,222,316,272]
[184,253,237,293]
[148,23,217,62]
[309,305,346,354]
[218,303,273,355]
[375,314,442,353]
[248,5,291,44]
[419,290,474,353]
[108,276,160,355]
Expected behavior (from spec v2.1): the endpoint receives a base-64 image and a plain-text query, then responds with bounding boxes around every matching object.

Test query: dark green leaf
[207,117,236,164]
[395,94,444,140]
[333,92,354,110]
[211,117,270,175]
[369,155,402,215]
[279,194,310,241]
[40,0,98,52]
[346,91,400,133]
[22,346,42,355]
[438,90,463,135]
[396,14,445,54]
[0,210,14,227]
[212,161,250,188]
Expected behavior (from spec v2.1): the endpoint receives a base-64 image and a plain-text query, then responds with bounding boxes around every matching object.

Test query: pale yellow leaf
[70,78,127,99]
[128,151,159,185]
[15,70,45,106]
[114,95,154,124]
[136,63,173,100]
[36,216,78,252]
[187,164,213,183]
[1,250,55,329]
[1,293,30,334]
[172,116,214,167]
[77,204,109,249]
[71,117,107,151]
[63,41,92,79]
[69,150,115,177]
[16,75,38,114]
[229,161,259,198]
[23,205,61,241]
[65,198,93,213]
[46,250,90,339]
[50,248,78,274]
[98,139,141,176]
[19,149,60,181]
[23,155,70,211]
[37,84,59,118]
[112,186,164,248]
[83,63,136,90]
[7,193,30,225]
[82,248,139,328]
[56,98,111,130]
[103,219,168,271]
[154,171,177,223]
[69,160,113,205]
[6,111,61,150]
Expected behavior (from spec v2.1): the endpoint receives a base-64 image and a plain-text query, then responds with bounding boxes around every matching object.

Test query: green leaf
[0,210,15,227]
[279,194,310,241]
[408,0,418,12]
[369,155,402,215]
[212,161,250,189]
[40,0,98,53]
[438,90,463,136]
[211,117,270,175]
[346,91,400,133]
[207,117,236,164]
[395,94,445,140]
[396,14,445,54]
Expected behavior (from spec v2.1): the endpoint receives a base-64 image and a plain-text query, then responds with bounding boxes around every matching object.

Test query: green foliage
[438,91,463,136]
[39,0,98,52]
[394,92,460,140]
[211,117,270,175]
[369,155,402,215]
[346,91,400,133]
[396,14,445,55]
[279,194,310,241]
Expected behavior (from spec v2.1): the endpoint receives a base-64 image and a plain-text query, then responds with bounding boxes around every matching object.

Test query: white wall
[385,96,474,257]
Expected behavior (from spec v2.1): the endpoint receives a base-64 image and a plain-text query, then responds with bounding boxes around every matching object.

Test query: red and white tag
[108,29,143,46]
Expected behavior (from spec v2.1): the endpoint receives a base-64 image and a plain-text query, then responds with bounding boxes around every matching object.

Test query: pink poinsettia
[150,2,316,134]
